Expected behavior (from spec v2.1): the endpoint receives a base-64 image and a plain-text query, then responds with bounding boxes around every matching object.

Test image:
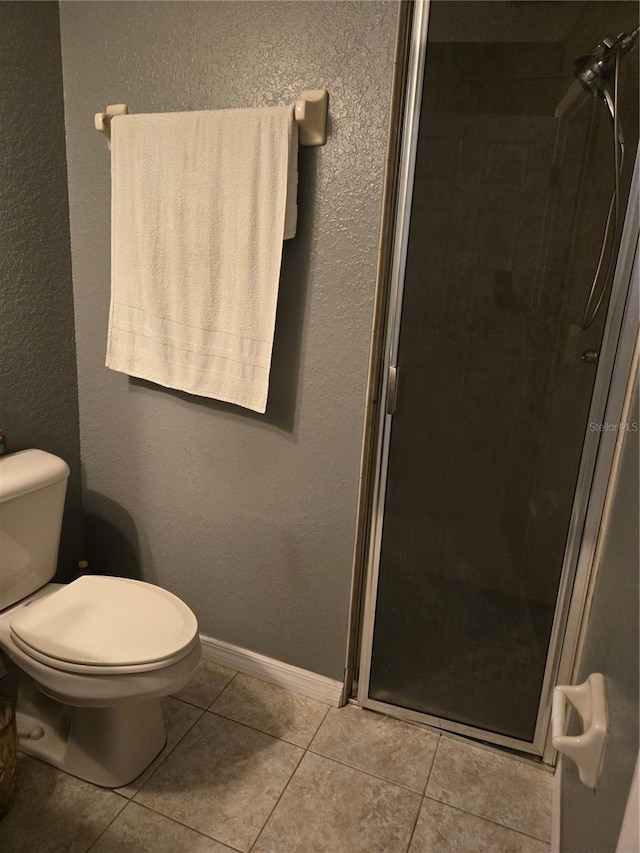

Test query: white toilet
[0,448,201,787]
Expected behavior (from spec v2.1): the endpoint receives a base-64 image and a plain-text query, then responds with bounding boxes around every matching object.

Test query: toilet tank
[0,449,70,611]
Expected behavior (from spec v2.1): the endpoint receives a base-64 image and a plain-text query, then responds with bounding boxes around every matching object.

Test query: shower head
[554,26,639,119]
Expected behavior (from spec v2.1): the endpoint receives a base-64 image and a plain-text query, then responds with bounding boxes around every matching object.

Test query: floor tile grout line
[305,745,430,795]
[438,730,553,774]
[83,788,129,852]
[423,793,552,845]
[204,705,325,750]
[207,672,332,721]
[137,682,327,849]
[126,797,245,852]
[129,701,307,850]
[206,670,240,711]
[422,732,441,797]
[182,695,436,795]
[132,800,246,852]
[426,734,552,843]
[404,733,442,853]
[243,743,428,853]
[128,704,206,801]
[172,670,238,712]
[247,740,308,853]
[403,784,430,853]
[307,702,332,749]
[170,695,213,711]
[81,699,210,850]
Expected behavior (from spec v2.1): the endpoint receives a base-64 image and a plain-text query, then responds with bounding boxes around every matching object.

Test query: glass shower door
[361,0,639,748]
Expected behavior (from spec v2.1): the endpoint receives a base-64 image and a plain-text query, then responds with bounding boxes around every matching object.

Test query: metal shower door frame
[356,0,640,759]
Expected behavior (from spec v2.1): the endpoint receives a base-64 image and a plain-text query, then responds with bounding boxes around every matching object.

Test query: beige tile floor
[0,661,553,852]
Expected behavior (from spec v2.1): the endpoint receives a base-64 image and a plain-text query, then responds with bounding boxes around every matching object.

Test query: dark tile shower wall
[397,47,589,605]
[523,4,639,606]
[392,2,638,607]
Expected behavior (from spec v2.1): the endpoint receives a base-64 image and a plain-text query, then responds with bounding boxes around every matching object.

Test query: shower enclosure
[356,0,639,756]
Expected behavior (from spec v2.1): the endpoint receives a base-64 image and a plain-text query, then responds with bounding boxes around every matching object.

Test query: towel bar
[95,90,328,149]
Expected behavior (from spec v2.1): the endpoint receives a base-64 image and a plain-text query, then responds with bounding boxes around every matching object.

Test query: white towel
[106,104,297,413]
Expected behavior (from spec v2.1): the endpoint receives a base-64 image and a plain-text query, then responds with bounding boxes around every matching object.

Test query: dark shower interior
[370,0,639,741]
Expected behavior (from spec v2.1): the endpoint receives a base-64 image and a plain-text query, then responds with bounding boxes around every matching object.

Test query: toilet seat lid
[10,576,198,667]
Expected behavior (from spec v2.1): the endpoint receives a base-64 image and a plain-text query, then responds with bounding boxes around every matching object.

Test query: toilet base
[16,674,166,788]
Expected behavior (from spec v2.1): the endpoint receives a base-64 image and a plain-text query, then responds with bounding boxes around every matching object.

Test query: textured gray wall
[0,2,84,578]
[59,1,396,679]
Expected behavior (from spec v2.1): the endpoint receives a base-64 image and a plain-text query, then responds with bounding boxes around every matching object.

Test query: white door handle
[552,673,607,790]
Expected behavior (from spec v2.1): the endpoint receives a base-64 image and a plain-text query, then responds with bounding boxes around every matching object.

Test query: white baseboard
[199,633,344,707]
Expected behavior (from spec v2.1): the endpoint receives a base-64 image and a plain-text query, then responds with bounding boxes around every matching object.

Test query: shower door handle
[552,673,607,789]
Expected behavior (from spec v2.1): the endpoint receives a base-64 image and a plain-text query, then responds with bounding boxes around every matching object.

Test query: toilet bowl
[0,449,201,787]
[0,577,201,788]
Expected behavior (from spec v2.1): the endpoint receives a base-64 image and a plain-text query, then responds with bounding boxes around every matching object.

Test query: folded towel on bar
[106,104,297,413]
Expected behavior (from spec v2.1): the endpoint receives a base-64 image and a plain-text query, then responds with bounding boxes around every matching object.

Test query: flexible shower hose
[581,45,625,330]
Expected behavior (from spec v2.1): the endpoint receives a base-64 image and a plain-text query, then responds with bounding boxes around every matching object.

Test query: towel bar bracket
[94,104,129,150]
[295,89,328,146]
[94,91,328,148]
